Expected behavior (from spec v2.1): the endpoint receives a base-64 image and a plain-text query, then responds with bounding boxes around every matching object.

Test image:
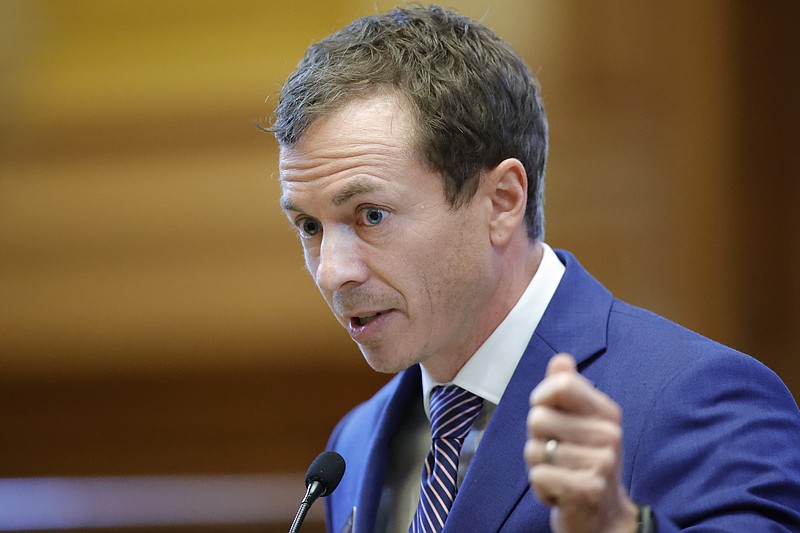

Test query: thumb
[545,353,577,377]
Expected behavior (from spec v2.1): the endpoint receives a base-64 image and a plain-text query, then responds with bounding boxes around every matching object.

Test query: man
[271,6,800,532]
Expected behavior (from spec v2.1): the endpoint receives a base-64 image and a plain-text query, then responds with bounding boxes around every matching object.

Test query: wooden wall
[0,0,797,529]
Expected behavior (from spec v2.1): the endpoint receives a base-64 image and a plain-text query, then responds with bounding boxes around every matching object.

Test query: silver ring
[544,439,558,465]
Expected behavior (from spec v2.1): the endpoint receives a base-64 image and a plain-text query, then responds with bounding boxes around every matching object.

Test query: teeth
[357,312,380,326]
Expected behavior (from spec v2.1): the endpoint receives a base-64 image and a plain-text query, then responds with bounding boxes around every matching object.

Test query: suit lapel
[533,250,613,366]
[352,365,421,533]
[444,250,613,531]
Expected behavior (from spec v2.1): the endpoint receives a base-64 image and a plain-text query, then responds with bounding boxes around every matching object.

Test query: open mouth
[351,311,384,327]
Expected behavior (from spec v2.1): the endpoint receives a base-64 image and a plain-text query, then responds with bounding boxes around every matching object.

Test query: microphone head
[305,451,346,497]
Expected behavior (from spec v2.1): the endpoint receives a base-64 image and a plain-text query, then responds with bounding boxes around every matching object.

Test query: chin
[359,346,419,375]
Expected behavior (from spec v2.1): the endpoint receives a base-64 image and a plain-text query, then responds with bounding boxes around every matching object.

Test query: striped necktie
[409,385,483,533]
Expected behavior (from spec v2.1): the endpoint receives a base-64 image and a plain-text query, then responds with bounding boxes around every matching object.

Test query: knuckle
[528,466,545,490]
[595,447,617,475]
[527,407,548,436]
[607,423,622,447]
[593,420,622,447]
[529,470,558,508]
[526,407,536,427]
[523,440,537,464]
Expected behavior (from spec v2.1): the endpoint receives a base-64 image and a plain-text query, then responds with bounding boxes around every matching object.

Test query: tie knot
[429,385,483,440]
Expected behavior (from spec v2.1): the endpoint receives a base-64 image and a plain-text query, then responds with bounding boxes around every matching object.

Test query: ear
[485,158,528,247]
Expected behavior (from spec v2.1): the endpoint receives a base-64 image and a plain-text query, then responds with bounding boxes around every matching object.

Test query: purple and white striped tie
[409,385,483,533]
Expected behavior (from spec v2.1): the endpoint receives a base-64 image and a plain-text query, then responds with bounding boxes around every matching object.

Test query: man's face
[279,94,497,376]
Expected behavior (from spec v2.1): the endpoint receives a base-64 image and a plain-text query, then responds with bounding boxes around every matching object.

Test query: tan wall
[0,0,797,524]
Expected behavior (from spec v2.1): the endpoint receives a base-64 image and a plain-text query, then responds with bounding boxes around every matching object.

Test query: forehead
[280,93,416,168]
[278,94,420,206]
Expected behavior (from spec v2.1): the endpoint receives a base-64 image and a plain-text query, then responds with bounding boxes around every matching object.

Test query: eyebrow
[331,180,377,206]
[280,196,301,212]
[280,179,378,213]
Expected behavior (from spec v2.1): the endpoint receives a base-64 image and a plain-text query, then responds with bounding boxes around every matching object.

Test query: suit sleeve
[627,351,800,531]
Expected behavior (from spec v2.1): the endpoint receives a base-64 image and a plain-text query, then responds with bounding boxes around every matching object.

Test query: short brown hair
[271,5,548,239]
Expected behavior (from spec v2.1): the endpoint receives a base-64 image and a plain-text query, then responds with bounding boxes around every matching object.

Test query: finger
[527,405,623,447]
[524,438,619,474]
[545,353,576,377]
[531,372,621,422]
[529,463,559,507]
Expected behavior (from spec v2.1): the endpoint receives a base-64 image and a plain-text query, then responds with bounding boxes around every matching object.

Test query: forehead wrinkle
[279,140,404,179]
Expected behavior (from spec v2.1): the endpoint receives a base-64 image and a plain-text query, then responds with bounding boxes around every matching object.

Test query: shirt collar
[421,242,565,417]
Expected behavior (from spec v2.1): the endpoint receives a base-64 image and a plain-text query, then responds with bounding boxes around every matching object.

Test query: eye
[362,207,388,226]
[299,217,321,236]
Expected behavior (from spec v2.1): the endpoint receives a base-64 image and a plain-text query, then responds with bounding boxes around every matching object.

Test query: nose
[313,226,368,292]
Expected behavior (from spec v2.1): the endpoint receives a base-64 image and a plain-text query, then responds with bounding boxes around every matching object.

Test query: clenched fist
[525,354,639,533]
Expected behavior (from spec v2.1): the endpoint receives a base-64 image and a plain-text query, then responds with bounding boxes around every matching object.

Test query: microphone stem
[288,480,324,533]
[289,501,311,533]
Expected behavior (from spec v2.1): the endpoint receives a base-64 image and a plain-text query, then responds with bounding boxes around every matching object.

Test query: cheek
[303,248,320,277]
[422,224,491,307]
[415,238,477,308]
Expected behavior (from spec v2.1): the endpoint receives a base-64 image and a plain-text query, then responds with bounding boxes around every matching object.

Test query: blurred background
[0,0,797,531]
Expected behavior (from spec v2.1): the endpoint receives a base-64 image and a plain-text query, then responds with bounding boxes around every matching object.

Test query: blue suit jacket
[325,251,800,532]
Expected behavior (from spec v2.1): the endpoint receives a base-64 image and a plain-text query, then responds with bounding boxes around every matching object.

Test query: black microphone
[289,450,346,533]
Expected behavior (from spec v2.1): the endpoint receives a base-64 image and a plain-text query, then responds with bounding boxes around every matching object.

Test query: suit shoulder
[607,299,752,369]
[599,298,796,415]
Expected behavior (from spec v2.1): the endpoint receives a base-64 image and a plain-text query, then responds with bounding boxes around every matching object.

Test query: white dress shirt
[375,243,565,533]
